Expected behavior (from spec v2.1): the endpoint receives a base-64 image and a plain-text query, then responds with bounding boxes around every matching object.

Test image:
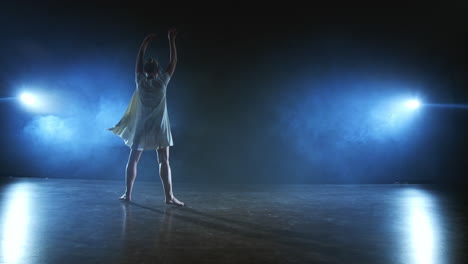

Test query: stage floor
[0,177,466,264]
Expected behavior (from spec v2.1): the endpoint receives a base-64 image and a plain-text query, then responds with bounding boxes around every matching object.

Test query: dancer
[109,29,184,206]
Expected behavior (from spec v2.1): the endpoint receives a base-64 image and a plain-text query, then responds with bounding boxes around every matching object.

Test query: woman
[109,29,184,206]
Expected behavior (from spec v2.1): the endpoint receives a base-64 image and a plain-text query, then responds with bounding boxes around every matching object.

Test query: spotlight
[20,93,37,106]
[405,99,421,110]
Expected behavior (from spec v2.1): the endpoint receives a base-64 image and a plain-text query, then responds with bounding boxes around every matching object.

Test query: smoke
[274,75,426,182]
[20,63,136,179]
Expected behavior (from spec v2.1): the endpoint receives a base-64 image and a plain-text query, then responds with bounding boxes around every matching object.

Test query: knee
[158,157,169,166]
[157,148,169,165]
[127,150,142,167]
[126,160,138,168]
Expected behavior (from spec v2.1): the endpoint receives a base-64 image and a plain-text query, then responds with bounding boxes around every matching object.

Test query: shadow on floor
[122,201,344,255]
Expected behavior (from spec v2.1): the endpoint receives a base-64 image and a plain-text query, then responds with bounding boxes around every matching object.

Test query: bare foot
[166,197,184,206]
[119,194,131,201]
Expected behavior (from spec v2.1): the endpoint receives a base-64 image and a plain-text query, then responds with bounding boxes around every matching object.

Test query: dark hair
[144,57,159,73]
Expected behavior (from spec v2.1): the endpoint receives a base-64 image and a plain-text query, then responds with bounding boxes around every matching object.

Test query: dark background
[1,2,467,184]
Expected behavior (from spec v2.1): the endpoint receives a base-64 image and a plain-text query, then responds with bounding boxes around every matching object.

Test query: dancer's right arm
[135,33,156,74]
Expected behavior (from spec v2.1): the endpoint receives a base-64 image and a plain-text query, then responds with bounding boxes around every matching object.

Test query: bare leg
[157,147,184,206]
[119,149,143,201]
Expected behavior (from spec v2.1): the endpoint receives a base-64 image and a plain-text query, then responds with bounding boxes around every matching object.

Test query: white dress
[109,72,173,150]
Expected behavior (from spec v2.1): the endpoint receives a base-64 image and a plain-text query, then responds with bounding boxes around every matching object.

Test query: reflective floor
[0,177,466,264]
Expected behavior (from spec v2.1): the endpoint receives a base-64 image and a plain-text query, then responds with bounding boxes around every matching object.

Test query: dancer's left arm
[166,28,178,77]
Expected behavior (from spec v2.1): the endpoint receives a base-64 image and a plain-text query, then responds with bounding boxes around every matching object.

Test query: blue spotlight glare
[20,93,37,106]
[405,99,421,110]
[18,90,58,113]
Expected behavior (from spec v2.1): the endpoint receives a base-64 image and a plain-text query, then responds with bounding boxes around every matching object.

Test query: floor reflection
[0,179,463,263]
[120,202,180,262]
[401,188,441,264]
[1,182,32,264]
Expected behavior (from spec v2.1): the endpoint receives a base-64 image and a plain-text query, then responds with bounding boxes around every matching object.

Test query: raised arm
[166,29,178,76]
[135,33,156,74]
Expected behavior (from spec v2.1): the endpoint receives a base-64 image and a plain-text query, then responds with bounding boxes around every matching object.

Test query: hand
[168,28,178,40]
[145,33,157,41]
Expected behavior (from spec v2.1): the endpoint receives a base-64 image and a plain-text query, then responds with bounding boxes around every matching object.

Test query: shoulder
[135,73,146,83]
[159,72,172,85]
